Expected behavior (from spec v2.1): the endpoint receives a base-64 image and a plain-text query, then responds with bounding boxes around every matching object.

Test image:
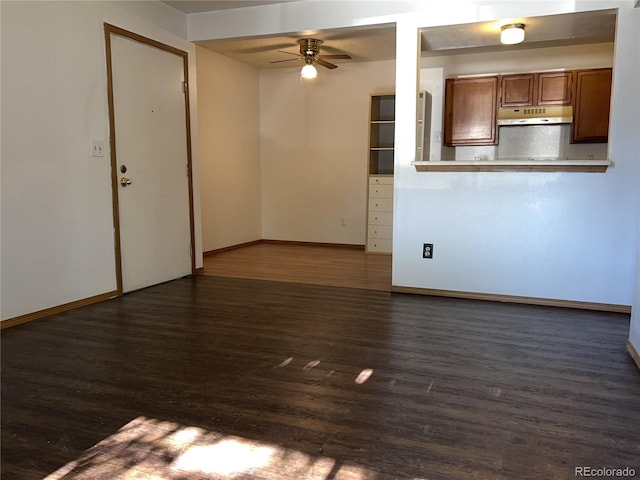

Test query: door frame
[104,23,196,295]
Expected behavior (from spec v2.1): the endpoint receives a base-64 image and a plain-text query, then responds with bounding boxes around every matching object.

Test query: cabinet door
[369,197,393,212]
[369,184,393,199]
[571,68,612,143]
[369,176,394,186]
[537,71,572,105]
[367,238,392,253]
[444,77,498,146]
[368,212,393,226]
[368,225,393,239]
[500,74,535,107]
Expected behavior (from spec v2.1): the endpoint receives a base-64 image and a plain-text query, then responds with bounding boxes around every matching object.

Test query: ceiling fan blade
[316,58,338,69]
[319,54,352,60]
[270,58,301,64]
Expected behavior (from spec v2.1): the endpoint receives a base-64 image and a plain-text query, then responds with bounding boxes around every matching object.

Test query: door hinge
[182,81,187,94]
[189,244,193,257]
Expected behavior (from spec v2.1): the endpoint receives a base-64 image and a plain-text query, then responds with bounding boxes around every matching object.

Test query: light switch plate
[91,139,105,157]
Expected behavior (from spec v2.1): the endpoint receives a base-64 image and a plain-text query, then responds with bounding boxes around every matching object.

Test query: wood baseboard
[195,267,205,275]
[261,239,364,250]
[627,341,640,371]
[1,290,119,330]
[204,239,364,257]
[391,286,631,314]
[203,240,263,256]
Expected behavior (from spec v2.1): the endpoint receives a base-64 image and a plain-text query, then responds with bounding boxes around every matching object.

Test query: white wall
[259,60,395,244]
[187,0,639,311]
[189,0,639,308]
[622,5,640,351]
[196,46,261,252]
[0,0,201,320]
[393,2,640,307]
[630,223,640,351]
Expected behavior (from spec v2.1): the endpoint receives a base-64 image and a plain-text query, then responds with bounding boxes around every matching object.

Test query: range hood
[497,106,573,125]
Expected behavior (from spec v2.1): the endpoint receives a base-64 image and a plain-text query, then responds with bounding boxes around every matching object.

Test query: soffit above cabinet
[420,10,615,56]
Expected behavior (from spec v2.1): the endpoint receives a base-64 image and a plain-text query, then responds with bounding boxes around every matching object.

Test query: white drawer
[369,184,393,199]
[369,197,393,212]
[368,225,393,239]
[368,212,393,226]
[369,175,394,186]
[367,238,392,253]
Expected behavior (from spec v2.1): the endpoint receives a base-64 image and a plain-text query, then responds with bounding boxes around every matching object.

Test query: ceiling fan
[270,38,352,78]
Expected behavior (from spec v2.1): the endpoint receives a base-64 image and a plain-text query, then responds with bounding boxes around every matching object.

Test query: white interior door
[110,34,192,293]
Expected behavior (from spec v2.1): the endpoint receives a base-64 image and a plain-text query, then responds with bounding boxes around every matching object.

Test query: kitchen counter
[411,159,611,173]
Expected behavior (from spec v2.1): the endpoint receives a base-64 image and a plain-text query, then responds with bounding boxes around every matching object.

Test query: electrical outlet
[423,243,434,259]
[91,139,105,157]
[433,131,442,143]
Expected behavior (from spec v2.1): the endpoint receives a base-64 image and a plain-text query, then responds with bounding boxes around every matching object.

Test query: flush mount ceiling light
[301,61,318,79]
[501,23,525,45]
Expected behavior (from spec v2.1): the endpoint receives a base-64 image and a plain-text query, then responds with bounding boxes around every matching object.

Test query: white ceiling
[162,2,616,70]
[420,10,616,56]
[197,25,398,68]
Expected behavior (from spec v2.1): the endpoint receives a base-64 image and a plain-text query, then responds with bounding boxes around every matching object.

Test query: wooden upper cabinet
[500,71,572,107]
[501,74,535,106]
[444,76,498,146]
[537,71,572,105]
[572,68,612,143]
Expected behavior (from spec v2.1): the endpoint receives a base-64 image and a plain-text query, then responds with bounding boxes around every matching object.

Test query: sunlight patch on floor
[44,416,380,480]
[173,439,276,475]
[355,369,373,384]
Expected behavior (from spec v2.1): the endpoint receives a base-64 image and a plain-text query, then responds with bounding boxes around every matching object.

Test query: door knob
[120,177,132,187]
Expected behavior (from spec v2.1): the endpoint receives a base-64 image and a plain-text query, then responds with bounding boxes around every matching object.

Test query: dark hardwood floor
[2,276,639,479]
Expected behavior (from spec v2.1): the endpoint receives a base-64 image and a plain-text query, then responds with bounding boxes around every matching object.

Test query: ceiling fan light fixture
[500,23,525,45]
[301,63,318,79]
